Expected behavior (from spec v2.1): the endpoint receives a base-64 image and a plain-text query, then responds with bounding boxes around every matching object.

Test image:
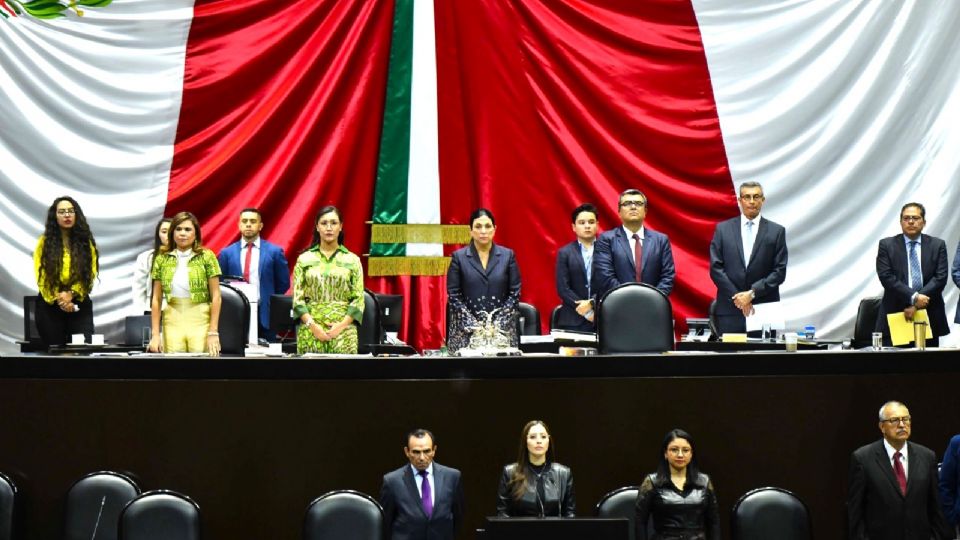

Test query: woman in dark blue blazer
[446,208,521,353]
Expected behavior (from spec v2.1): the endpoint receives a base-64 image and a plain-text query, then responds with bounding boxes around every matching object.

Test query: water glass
[871,332,882,351]
[141,327,152,349]
[784,333,798,352]
[761,323,772,342]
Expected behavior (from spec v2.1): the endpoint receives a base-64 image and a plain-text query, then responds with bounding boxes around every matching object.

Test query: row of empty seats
[0,471,810,540]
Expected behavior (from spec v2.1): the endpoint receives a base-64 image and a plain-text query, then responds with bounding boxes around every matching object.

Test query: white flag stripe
[405,0,441,257]
[694,0,960,343]
[0,0,194,350]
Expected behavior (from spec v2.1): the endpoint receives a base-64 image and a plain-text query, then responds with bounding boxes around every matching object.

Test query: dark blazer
[709,216,787,317]
[496,462,575,518]
[554,241,594,332]
[952,241,960,324]
[446,243,521,351]
[848,440,952,540]
[218,239,290,333]
[592,226,675,301]
[875,233,949,338]
[939,434,960,528]
[379,462,464,540]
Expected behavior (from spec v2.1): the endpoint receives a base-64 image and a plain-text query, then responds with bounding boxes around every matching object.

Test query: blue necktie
[908,241,922,291]
[744,221,755,264]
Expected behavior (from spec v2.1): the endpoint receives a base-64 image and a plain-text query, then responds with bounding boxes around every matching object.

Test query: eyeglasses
[880,416,911,425]
[667,447,692,455]
[619,201,646,209]
[901,216,923,222]
[57,209,76,216]
[739,194,764,201]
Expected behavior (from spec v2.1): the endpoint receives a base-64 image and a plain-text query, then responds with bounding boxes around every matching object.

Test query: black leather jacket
[496,461,576,517]
[634,472,720,540]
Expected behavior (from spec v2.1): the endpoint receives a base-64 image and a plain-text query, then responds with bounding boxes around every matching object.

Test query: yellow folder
[886,309,932,346]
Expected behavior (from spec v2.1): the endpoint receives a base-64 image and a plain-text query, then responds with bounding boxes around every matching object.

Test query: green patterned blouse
[293,245,364,323]
[151,248,222,303]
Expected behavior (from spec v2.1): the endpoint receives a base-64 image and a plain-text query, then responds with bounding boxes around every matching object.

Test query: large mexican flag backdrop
[2,0,959,352]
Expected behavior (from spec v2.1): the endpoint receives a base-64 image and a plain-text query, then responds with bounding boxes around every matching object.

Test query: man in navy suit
[555,203,598,332]
[217,208,290,341]
[709,182,787,335]
[592,189,675,302]
[848,401,952,540]
[380,429,464,540]
[875,202,949,346]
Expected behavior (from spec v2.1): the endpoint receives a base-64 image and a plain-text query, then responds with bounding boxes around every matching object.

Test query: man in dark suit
[592,189,675,301]
[848,401,952,540]
[709,181,787,335]
[875,202,949,346]
[217,208,290,341]
[554,203,598,332]
[953,240,960,327]
[380,429,464,540]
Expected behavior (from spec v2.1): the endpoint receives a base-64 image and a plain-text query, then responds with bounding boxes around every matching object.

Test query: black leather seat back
[123,316,152,347]
[357,290,383,354]
[303,490,383,540]
[0,472,16,540]
[597,283,674,353]
[595,486,639,540]
[219,282,250,355]
[853,296,882,348]
[518,302,541,335]
[269,294,295,334]
[65,471,141,540]
[119,490,200,540]
[731,487,811,540]
[549,305,562,330]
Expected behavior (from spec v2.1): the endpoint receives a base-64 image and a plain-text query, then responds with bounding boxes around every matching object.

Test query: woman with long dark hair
[33,196,99,346]
[635,429,720,540]
[446,208,521,353]
[131,217,171,314]
[292,205,364,354]
[496,420,575,517]
[146,211,222,355]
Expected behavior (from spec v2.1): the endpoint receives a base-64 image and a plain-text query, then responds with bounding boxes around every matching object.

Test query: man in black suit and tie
[554,203,598,332]
[847,401,952,540]
[592,189,675,301]
[709,181,787,335]
[380,429,464,540]
[876,202,950,346]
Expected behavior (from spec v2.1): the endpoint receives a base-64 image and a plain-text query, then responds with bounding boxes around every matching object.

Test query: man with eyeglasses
[709,181,787,335]
[592,189,676,302]
[875,202,950,346]
[380,428,464,540]
[848,401,951,540]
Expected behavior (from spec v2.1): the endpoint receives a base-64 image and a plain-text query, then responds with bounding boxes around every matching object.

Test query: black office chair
[303,490,383,540]
[357,289,384,354]
[123,316,152,347]
[0,472,16,540]
[707,299,720,341]
[549,305,562,331]
[19,295,44,352]
[597,283,674,354]
[518,302,541,335]
[731,487,811,540]
[595,486,643,540]
[118,490,200,540]
[852,296,882,348]
[219,282,250,356]
[64,471,141,540]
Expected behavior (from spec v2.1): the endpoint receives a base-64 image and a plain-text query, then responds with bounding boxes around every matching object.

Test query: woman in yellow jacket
[34,196,99,346]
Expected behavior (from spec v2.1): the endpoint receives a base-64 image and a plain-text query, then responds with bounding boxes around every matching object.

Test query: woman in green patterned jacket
[147,211,222,355]
[293,205,364,354]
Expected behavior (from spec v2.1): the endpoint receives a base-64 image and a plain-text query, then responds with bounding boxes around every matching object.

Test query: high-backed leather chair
[64,471,141,540]
[219,282,250,355]
[731,487,811,540]
[518,302,541,335]
[707,299,720,341]
[303,490,383,540]
[852,296,882,348]
[549,305,562,331]
[19,295,43,352]
[123,316,152,347]
[118,490,200,540]
[0,472,16,540]
[595,486,641,540]
[357,289,383,354]
[597,283,673,354]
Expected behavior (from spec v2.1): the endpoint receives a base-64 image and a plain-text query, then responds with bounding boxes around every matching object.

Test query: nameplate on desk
[549,330,598,343]
[721,333,748,343]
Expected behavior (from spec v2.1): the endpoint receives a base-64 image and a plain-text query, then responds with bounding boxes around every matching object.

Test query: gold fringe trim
[370,224,470,244]
[367,257,451,276]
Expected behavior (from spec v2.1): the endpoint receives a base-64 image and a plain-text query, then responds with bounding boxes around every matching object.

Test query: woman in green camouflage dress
[292,206,364,354]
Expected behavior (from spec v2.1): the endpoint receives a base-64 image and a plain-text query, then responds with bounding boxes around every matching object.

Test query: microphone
[534,468,545,518]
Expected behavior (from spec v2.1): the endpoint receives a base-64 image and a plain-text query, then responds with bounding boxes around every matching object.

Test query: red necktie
[632,233,643,282]
[243,242,253,283]
[893,451,906,495]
